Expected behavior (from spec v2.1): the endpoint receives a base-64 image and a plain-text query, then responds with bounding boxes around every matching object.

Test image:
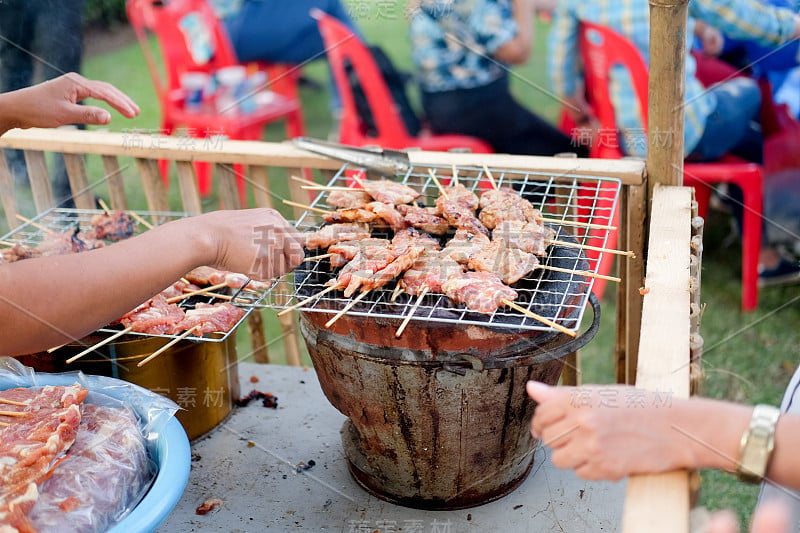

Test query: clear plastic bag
[0,357,180,533]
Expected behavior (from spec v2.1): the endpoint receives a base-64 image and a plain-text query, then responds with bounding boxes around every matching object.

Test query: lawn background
[58,0,800,525]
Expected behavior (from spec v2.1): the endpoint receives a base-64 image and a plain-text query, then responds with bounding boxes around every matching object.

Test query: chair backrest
[579,21,650,158]
[312,9,415,147]
[127,0,240,101]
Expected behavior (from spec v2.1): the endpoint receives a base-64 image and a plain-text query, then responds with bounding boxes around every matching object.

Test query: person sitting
[0,73,305,355]
[408,0,582,157]
[548,0,800,285]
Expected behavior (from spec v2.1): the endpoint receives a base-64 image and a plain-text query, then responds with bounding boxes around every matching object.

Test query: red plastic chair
[312,9,493,154]
[126,0,305,199]
[578,21,763,311]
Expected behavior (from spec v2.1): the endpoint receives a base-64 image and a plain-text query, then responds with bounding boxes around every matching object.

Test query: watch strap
[736,404,780,484]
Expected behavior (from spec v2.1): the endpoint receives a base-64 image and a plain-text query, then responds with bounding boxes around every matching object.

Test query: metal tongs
[292,137,411,177]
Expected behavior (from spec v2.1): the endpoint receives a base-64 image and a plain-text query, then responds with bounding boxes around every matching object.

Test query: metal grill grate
[266,163,622,334]
[0,208,265,342]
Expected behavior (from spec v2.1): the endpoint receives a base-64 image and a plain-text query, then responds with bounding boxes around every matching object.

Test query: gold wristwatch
[736,404,781,484]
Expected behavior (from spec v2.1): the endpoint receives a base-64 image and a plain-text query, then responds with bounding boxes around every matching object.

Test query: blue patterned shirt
[410,0,519,92]
[548,0,798,157]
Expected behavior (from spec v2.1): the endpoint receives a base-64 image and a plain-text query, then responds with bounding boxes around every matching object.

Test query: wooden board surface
[622,185,693,533]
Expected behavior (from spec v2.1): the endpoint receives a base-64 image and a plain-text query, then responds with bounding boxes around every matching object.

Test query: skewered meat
[438,198,489,236]
[492,220,556,256]
[400,251,464,295]
[0,385,88,532]
[354,243,426,294]
[120,294,186,335]
[396,204,449,235]
[467,240,540,284]
[479,187,540,229]
[322,207,378,225]
[184,266,271,291]
[391,228,441,254]
[160,279,201,300]
[304,223,371,249]
[328,238,391,268]
[88,211,135,241]
[176,302,246,335]
[441,271,517,314]
[434,183,479,212]
[361,180,420,205]
[327,247,398,294]
[367,201,409,232]
[326,189,372,209]
[443,229,490,264]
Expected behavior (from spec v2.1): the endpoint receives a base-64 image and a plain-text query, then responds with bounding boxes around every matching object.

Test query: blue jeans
[689,77,763,164]
[0,0,84,205]
[223,0,360,112]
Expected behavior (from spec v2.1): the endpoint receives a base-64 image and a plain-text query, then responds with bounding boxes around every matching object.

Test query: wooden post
[646,0,689,197]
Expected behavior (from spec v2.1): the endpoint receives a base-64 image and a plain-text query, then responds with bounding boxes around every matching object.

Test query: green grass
[71,2,796,524]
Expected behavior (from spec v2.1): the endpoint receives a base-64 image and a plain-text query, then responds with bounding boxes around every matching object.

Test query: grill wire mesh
[265,163,622,334]
[0,208,265,343]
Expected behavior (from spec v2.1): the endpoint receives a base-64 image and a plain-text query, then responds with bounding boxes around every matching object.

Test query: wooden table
[159,362,625,532]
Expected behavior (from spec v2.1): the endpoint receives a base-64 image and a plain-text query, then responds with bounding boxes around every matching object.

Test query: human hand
[0,73,140,134]
[196,208,305,282]
[563,93,599,130]
[527,381,694,481]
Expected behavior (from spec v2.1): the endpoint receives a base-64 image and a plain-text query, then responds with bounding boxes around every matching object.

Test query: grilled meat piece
[304,223,371,249]
[478,187,541,229]
[362,180,420,205]
[441,271,517,314]
[492,220,556,256]
[443,229,490,264]
[326,189,372,209]
[396,204,449,235]
[467,239,540,284]
[400,251,464,295]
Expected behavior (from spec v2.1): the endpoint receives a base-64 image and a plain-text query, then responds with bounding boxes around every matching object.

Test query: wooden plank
[101,155,128,210]
[134,158,170,215]
[0,129,647,185]
[215,163,242,210]
[174,161,202,215]
[622,185,692,533]
[23,150,54,213]
[249,165,274,209]
[616,179,647,384]
[62,153,95,210]
[0,150,19,230]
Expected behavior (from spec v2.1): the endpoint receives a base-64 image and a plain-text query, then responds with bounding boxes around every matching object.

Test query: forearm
[494,0,533,64]
[0,217,214,354]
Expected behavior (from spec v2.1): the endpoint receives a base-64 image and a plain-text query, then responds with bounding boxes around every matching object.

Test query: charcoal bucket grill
[299,274,600,510]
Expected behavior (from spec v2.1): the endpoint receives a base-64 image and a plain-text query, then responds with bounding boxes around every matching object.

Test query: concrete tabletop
[159,362,625,532]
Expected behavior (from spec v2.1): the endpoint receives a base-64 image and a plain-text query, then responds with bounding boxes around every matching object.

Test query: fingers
[64,73,141,119]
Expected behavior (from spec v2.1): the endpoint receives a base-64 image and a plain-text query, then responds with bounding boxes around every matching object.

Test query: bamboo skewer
[97,198,112,215]
[301,185,357,192]
[546,239,635,258]
[391,284,404,302]
[137,326,201,367]
[66,327,134,364]
[0,421,9,427]
[427,169,449,200]
[501,299,576,337]
[168,282,229,303]
[0,240,15,246]
[128,210,154,230]
[283,199,332,215]
[538,264,621,282]
[290,175,317,186]
[304,253,334,262]
[452,164,459,187]
[47,343,69,353]
[482,164,499,190]
[325,290,370,328]
[277,284,339,317]
[16,214,53,234]
[539,217,616,231]
[0,398,27,407]
[0,410,28,418]
[395,287,429,338]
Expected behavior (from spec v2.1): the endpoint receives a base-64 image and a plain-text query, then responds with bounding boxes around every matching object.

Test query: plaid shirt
[548,0,798,157]
[410,0,519,92]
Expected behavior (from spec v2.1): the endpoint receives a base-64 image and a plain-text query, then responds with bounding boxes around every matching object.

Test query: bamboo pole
[646,0,689,197]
